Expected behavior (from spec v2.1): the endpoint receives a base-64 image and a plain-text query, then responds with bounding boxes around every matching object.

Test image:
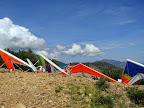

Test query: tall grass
[127,87,144,106]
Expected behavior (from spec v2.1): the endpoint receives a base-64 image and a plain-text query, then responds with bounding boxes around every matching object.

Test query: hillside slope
[0,69,143,108]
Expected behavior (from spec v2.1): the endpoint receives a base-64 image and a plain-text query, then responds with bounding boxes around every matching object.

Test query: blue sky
[0,0,144,63]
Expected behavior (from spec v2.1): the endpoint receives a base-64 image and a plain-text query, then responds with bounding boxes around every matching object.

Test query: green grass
[55,86,63,93]
[126,87,144,106]
[95,77,110,91]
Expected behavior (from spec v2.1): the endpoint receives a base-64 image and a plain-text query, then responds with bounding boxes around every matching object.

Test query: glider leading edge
[0,48,36,71]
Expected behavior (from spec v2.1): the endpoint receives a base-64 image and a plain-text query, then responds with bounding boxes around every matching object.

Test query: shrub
[55,86,63,93]
[127,87,144,106]
[133,79,144,85]
[95,77,109,91]
[55,88,60,93]
[91,95,114,108]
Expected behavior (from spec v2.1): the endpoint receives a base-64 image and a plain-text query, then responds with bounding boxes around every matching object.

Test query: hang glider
[122,59,144,84]
[61,63,117,82]
[26,59,37,71]
[39,54,69,75]
[0,49,36,71]
[39,55,51,73]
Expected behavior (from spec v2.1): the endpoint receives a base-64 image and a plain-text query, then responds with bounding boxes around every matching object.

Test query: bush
[133,79,144,85]
[127,87,144,106]
[91,95,114,108]
[95,77,109,91]
[55,86,63,93]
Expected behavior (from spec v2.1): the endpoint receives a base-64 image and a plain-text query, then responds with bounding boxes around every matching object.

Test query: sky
[0,0,144,63]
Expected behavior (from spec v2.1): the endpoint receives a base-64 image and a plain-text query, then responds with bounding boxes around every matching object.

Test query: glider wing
[39,54,69,75]
[62,63,117,82]
[122,59,144,84]
[39,55,51,72]
[0,49,32,71]
[26,59,37,71]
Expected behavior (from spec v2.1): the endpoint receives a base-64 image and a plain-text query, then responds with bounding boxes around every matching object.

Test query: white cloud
[100,43,123,50]
[84,44,101,56]
[44,48,50,51]
[56,45,65,51]
[63,43,84,55]
[0,17,46,49]
[36,50,60,59]
[119,20,135,25]
[62,43,101,56]
[37,43,102,59]
[36,50,49,57]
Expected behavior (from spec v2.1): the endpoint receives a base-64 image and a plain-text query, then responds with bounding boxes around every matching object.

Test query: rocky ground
[0,68,144,108]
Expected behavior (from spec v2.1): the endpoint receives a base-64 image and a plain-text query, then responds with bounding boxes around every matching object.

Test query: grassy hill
[0,69,143,108]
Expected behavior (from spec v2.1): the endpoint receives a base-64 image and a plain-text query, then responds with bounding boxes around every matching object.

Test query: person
[39,66,45,72]
[67,63,72,75]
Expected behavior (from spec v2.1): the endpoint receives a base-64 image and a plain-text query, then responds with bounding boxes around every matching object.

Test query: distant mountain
[97,59,125,68]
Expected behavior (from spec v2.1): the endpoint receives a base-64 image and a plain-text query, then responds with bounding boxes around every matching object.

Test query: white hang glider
[26,58,37,71]
[0,48,37,71]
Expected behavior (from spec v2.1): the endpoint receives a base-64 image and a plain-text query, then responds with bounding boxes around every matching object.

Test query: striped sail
[39,55,51,72]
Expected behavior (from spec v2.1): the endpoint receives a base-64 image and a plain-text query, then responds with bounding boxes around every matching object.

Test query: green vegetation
[126,87,144,106]
[92,95,114,108]
[133,79,144,85]
[0,70,7,73]
[84,62,120,71]
[101,69,123,80]
[95,78,110,91]
[4,48,38,65]
[55,86,63,93]
[51,59,60,67]
[64,78,115,108]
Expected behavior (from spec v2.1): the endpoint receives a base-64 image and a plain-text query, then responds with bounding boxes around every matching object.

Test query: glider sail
[26,59,37,72]
[61,63,117,82]
[122,59,144,84]
[39,54,69,75]
[0,49,34,71]
[39,55,51,72]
